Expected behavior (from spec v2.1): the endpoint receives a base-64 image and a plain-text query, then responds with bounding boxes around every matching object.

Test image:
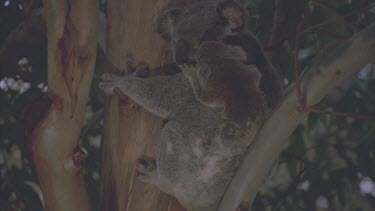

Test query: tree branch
[218,22,375,211]
[25,0,98,210]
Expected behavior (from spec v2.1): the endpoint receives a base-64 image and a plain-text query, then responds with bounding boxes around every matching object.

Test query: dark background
[1,0,374,210]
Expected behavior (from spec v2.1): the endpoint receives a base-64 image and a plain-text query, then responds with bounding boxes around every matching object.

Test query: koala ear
[156,8,183,41]
[217,1,245,30]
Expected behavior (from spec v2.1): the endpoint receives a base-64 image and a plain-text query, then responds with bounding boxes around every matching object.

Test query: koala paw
[202,139,219,152]
[99,73,122,95]
[134,62,150,78]
[220,121,246,145]
[225,45,248,61]
[125,54,134,72]
[180,63,197,77]
[236,201,250,211]
[136,156,157,182]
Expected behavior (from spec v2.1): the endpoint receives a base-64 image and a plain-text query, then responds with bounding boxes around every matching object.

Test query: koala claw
[219,121,249,147]
[137,156,156,173]
[99,82,115,95]
[101,73,119,81]
[220,122,242,139]
[181,63,196,69]
[136,156,157,182]
[99,73,122,95]
[134,62,150,78]
[180,63,197,77]
[136,173,153,182]
[236,202,250,211]
[125,54,134,72]
[202,139,218,152]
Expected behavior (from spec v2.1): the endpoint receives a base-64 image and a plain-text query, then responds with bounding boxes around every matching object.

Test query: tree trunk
[28,0,375,210]
[100,0,185,210]
[25,0,98,211]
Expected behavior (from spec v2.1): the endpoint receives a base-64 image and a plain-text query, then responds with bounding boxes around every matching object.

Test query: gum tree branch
[25,0,98,210]
[219,22,375,211]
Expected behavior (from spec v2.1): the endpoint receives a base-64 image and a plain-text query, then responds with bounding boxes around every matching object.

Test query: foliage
[0,0,374,210]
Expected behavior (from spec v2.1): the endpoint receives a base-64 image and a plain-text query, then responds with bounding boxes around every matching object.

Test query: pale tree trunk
[25,0,98,211]
[100,0,185,210]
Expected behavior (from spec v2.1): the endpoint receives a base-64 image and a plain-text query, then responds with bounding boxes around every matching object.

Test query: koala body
[182,41,268,138]
[100,68,246,210]
[100,1,283,210]
[158,0,282,138]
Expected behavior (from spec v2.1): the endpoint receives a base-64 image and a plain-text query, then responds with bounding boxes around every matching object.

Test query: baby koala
[181,40,268,140]
[157,0,282,108]
[157,0,278,139]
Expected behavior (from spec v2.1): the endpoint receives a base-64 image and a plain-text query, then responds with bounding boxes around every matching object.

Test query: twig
[303,1,372,33]
[293,9,309,111]
[306,107,375,120]
[311,0,358,33]
[19,0,35,17]
[293,2,375,120]
[304,28,352,40]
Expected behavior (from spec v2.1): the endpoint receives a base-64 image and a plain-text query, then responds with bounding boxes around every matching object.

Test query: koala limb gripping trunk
[100,0,282,210]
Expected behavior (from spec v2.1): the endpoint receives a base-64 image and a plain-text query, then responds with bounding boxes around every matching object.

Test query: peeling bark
[25,0,98,210]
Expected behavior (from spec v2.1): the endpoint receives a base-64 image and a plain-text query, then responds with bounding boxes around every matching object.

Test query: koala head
[157,0,246,65]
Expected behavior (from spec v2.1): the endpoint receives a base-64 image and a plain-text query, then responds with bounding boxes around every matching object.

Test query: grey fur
[158,0,282,142]
[100,70,246,210]
[158,0,283,109]
[99,1,282,210]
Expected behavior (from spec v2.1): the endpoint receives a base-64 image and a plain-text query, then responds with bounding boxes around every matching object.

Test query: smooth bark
[28,0,98,211]
[100,0,185,210]
[219,22,375,211]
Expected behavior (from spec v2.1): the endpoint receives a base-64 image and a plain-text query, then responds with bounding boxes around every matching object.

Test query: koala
[100,64,249,210]
[181,40,268,138]
[99,1,283,209]
[157,0,282,110]
[156,0,281,141]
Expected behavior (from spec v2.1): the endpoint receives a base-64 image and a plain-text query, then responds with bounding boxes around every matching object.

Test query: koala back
[157,0,283,108]
[193,41,268,136]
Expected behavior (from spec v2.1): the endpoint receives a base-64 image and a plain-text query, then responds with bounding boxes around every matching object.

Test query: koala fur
[182,41,268,137]
[99,1,283,210]
[100,66,247,210]
[157,0,282,141]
